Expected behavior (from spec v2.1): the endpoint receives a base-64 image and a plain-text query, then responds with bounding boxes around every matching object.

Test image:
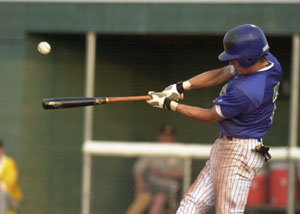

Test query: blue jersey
[214,53,282,138]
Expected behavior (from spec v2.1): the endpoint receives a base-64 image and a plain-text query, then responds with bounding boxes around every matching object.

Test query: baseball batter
[146,24,282,214]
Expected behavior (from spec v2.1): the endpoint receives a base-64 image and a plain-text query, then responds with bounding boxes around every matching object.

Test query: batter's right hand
[147,91,167,109]
[147,91,178,111]
[162,82,184,101]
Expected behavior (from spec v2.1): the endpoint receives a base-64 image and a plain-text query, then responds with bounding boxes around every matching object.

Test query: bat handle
[102,95,152,104]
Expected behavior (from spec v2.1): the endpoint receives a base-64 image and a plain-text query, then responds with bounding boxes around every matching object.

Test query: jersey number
[270,82,280,123]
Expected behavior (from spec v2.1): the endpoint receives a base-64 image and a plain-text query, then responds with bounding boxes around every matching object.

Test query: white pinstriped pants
[176,136,265,214]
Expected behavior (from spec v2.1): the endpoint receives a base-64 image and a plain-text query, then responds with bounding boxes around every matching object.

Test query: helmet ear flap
[238,49,261,67]
[246,58,253,64]
[239,56,254,67]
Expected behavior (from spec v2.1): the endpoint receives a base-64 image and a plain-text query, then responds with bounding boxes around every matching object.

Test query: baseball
[37,41,51,55]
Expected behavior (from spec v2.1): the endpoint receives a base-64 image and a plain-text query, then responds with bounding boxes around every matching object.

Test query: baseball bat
[42,95,152,110]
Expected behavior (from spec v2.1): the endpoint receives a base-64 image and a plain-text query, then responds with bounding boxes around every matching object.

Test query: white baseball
[37,41,51,55]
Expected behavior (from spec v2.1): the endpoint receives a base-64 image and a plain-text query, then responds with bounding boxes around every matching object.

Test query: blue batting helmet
[218,24,269,67]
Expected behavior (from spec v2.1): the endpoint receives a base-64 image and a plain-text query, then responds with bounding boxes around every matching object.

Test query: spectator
[127,124,184,214]
[0,139,23,214]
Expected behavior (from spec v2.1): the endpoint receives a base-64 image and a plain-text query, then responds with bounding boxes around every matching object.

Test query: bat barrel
[42,97,98,109]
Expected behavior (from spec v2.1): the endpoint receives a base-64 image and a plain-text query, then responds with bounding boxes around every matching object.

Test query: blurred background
[0,1,299,214]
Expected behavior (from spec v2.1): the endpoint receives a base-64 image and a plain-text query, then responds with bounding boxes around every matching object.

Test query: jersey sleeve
[214,87,250,119]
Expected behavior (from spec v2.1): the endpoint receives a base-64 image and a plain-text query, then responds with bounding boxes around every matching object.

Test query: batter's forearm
[185,66,233,90]
[175,104,223,124]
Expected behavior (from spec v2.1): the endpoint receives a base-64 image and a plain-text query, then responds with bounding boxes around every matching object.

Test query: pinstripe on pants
[176,136,265,214]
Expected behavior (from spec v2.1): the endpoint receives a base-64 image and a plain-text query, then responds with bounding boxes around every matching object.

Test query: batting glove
[162,81,191,101]
[147,91,178,111]
[253,144,272,162]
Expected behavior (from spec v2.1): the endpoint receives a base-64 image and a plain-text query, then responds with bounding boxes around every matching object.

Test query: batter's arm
[175,104,224,124]
[159,65,234,101]
[186,65,234,90]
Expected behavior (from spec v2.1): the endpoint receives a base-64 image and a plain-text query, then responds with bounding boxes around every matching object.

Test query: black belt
[220,133,262,142]
[220,133,270,162]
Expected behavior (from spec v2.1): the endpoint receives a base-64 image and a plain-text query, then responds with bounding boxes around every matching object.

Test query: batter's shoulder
[268,52,280,66]
[267,52,283,80]
[233,74,267,108]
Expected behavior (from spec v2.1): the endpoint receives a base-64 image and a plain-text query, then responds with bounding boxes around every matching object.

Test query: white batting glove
[147,91,165,108]
[162,81,191,101]
[147,91,178,111]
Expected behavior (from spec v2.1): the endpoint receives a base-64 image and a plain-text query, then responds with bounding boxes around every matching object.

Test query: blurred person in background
[126,124,184,214]
[0,139,23,214]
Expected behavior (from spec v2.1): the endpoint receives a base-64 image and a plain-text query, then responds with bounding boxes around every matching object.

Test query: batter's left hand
[162,82,184,101]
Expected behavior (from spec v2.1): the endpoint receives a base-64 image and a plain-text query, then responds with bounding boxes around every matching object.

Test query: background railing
[82,140,300,214]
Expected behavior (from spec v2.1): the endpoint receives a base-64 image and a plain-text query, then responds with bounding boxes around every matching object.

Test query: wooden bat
[42,95,152,110]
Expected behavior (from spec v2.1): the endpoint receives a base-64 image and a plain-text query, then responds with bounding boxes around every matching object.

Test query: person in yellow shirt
[0,139,23,214]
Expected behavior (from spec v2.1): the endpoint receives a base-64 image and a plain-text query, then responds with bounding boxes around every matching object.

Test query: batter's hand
[147,91,167,109]
[162,82,185,101]
[147,91,178,111]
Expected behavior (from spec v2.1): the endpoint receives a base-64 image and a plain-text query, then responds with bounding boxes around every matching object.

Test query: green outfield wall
[1,3,300,40]
[0,2,298,214]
